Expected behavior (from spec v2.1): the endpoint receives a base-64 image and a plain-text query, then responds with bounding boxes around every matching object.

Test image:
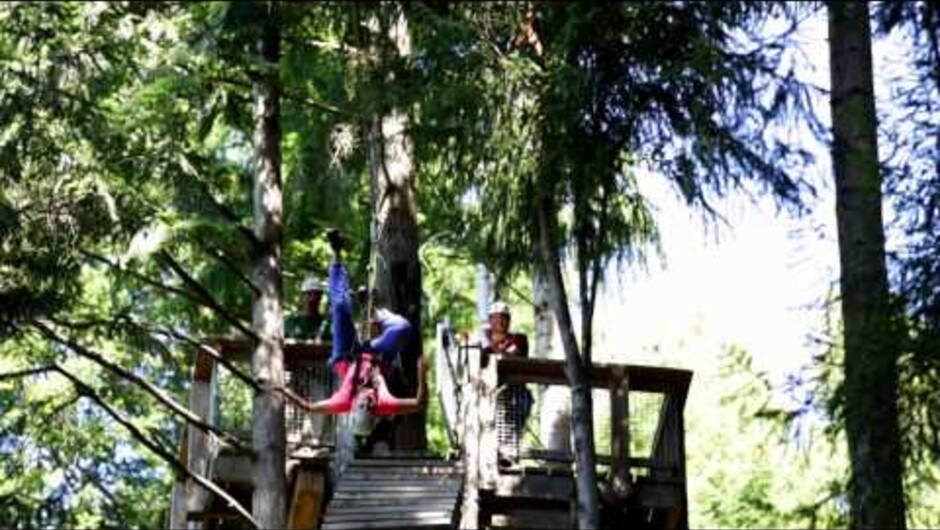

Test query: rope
[363,115,386,345]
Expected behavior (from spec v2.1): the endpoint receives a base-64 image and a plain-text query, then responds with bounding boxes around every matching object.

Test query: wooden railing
[436,323,693,529]
[168,338,335,530]
[435,322,467,449]
[168,344,221,530]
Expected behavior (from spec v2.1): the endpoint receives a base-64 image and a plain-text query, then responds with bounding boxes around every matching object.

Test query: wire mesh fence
[489,381,669,478]
[215,358,335,450]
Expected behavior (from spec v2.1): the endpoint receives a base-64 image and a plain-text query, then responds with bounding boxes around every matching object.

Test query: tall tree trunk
[535,192,599,529]
[534,264,570,453]
[250,13,286,528]
[477,264,492,326]
[371,6,426,452]
[828,3,906,528]
[533,266,554,359]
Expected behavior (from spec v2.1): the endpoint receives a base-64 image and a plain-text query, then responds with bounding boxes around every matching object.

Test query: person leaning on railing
[482,301,533,467]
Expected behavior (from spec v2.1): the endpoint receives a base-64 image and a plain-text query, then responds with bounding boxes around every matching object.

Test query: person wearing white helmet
[483,300,533,468]
[484,300,529,360]
[283,274,328,341]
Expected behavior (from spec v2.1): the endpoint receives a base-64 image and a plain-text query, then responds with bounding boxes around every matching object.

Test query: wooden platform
[321,457,464,530]
[170,330,693,530]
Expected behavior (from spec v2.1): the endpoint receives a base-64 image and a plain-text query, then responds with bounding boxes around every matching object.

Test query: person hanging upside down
[278,229,428,435]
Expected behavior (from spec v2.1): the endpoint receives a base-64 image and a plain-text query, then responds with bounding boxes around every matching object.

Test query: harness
[349,352,381,401]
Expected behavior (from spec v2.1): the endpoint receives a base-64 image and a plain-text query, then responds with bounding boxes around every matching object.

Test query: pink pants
[320,353,406,415]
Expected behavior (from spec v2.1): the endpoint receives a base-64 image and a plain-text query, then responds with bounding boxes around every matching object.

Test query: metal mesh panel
[496,384,533,461]
[285,360,332,447]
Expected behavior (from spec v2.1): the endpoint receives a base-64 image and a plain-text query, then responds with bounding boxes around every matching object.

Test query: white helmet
[488,301,510,316]
[301,276,325,293]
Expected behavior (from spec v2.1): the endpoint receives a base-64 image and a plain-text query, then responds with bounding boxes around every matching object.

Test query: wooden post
[436,322,460,448]
[168,426,189,529]
[651,388,688,530]
[479,354,499,490]
[287,452,329,530]
[184,348,218,529]
[651,393,679,479]
[609,366,631,500]
[677,391,689,530]
[460,341,481,529]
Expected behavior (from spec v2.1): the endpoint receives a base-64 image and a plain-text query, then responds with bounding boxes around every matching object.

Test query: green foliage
[0,2,936,528]
[793,293,940,528]
[1,2,346,526]
[411,3,818,290]
[688,345,850,529]
[873,8,940,485]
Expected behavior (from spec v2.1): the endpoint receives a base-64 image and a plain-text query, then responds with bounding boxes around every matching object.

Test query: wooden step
[339,467,459,478]
[337,478,461,490]
[333,489,459,502]
[325,502,457,516]
[320,518,451,530]
[347,458,459,468]
[327,497,458,509]
[323,456,461,529]
[338,477,462,487]
[325,509,453,523]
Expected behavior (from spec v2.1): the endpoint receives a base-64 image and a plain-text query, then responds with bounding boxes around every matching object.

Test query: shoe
[326,228,344,254]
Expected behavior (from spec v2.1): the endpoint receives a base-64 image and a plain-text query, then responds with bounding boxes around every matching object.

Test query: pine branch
[81,250,205,306]
[194,237,260,295]
[177,158,262,251]
[155,250,259,342]
[48,446,123,518]
[81,250,259,344]
[177,62,357,118]
[134,321,262,393]
[49,364,259,529]
[50,313,178,367]
[0,365,55,382]
[47,313,262,394]
[38,393,81,425]
[32,320,253,454]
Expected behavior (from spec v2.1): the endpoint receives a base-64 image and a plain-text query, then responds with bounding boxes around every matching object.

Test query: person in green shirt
[284,275,328,341]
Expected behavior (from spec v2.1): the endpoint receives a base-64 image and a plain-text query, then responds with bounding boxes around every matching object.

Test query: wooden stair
[321,457,464,530]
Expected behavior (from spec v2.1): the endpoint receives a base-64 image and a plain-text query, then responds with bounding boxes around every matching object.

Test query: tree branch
[46,313,262,394]
[177,156,262,251]
[81,250,207,307]
[38,393,81,425]
[48,446,123,520]
[176,61,357,118]
[0,365,55,382]
[156,250,260,342]
[32,320,252,454]
[138,321,262,393]
[194,236,260,296]
[49,364,258,529]
[51,312,179,367]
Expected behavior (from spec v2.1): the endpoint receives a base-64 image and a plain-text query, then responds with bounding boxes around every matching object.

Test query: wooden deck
[168,327,693,529]
[321,457,463,530]
[442,323,692,529]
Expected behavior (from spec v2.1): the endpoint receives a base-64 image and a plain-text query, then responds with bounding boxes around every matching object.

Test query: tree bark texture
[370,7,426,452]
[251,16,287,529]
[535,192,599,529]
[828,2,907,528]
[534,265,571,453]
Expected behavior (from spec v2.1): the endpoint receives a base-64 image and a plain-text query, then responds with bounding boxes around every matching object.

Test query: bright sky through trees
[590,7,908,394]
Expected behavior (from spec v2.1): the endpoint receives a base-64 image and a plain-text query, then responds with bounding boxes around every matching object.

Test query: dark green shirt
[283,313,328,341]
